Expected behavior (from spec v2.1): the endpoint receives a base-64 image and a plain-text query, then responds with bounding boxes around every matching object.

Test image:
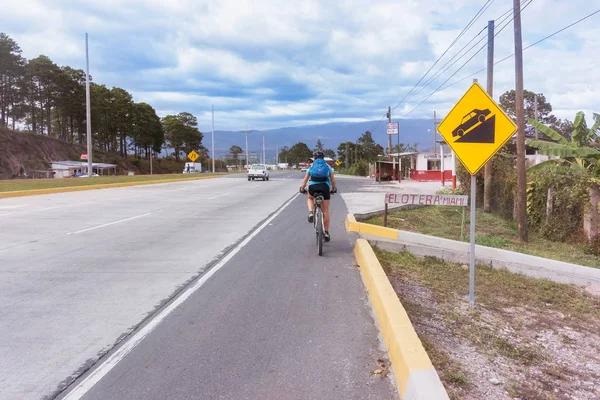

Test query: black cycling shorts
[308,183,331,200]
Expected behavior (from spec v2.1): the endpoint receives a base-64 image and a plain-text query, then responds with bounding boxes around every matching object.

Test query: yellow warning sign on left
[437,82,517,175]
[188,150,199,162]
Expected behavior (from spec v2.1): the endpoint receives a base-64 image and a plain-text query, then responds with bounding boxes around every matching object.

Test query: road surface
[0,172,395,400]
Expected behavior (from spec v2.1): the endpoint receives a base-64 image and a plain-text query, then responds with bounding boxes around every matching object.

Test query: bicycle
[301,187,337,256]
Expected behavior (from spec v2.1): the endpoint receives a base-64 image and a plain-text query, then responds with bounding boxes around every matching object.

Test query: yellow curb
[0,175,220,199]
[345,214,398,239]
[345,213,360,232]
[354,239,444,399]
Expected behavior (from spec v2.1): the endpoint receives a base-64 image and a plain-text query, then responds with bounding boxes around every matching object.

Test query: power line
[361,0,497,138]
[403,4,517,105]
[524,8,600,49]
[402,5,515,106]
[403,0,534,117]
[439,7,600,92]
[493,6,514,22]
[389,0,496,114]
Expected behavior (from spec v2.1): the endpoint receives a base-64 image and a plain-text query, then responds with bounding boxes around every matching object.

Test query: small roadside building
[51,161,118,178]
[409,151,454,182]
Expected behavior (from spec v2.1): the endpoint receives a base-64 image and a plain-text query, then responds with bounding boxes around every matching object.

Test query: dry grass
[375,247,600,400]
[0,173,226,192]
[365,206,600,269]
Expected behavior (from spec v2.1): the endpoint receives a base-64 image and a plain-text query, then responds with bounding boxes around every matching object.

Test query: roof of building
[388,152,419,157]
[52,161,117,168]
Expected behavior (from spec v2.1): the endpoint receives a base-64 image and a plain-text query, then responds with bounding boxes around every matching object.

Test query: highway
[0,172,395,400]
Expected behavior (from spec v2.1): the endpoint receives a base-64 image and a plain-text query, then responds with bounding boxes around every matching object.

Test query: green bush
[527,169,588,242]
[350,160,368,176]
[130,158,141,168]
[456,143,516,218]
[336,160,368,176]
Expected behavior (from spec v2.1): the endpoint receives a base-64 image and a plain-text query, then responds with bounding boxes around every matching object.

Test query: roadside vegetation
[0,173,225,192]
[365,205,600,268]
[375,248,600,400]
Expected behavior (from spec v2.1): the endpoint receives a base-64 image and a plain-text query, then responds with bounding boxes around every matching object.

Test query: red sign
[385,193,468,207]
[81,154,88,160]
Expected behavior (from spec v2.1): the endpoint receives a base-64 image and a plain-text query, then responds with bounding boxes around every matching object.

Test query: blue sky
[3,0,599,132]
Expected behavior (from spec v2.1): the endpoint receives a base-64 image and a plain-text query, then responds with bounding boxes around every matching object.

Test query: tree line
[0,33,204,161]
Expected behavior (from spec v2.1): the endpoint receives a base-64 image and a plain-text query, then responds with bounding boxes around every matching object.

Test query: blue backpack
[310,158,330,182]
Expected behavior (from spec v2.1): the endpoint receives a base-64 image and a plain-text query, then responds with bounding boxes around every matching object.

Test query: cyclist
[300,151,337,242]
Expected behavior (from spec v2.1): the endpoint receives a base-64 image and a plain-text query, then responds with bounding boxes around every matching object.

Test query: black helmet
[313,150,324,159]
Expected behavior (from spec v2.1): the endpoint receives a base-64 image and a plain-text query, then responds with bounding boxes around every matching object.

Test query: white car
[247,164,269,181]
[301,166,308,172]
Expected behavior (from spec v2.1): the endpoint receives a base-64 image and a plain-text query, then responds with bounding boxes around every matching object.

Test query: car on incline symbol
[452,108,492,137]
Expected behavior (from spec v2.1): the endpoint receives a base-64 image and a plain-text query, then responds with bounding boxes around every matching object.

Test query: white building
[51,161,117,178]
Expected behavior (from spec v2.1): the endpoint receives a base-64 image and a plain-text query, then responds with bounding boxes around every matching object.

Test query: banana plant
[527,112,600,175]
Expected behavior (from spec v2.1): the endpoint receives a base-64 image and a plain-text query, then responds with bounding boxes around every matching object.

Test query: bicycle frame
[313,193,325,256]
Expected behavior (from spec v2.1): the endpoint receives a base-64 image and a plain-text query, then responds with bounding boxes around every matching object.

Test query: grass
[376,249,600,321]
[420,336,470,396]
[375,248,600,398]
[0,173,227,192]
[365,206,600,269]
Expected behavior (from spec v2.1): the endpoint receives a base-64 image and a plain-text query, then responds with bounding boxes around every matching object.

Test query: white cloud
[0,0,598,130]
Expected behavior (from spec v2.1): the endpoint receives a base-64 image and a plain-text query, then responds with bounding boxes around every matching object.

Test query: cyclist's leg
[322,199,331,231]
[307,186,315,223]
[307,193,314,212]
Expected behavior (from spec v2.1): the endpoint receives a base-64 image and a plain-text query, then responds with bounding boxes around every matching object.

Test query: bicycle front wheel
[316,209,323,256]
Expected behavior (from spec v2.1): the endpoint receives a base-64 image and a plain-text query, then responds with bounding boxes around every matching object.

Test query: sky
[1,0,599,132]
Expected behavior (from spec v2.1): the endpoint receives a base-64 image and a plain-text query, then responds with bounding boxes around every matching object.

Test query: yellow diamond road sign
[335,160,341,167]
[438,82,517,175]
[188,150,199,162]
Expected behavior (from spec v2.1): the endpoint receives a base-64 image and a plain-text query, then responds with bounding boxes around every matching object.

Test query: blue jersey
[307,164,332,188]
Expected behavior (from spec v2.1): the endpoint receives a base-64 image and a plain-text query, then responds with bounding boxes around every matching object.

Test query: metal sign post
[437,82,517,309]
[469,175,476,308]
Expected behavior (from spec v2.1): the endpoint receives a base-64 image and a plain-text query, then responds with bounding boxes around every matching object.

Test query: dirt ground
[375,248,600,400]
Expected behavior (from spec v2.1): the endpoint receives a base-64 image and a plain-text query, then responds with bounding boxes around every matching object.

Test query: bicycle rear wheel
[315,209,323,256]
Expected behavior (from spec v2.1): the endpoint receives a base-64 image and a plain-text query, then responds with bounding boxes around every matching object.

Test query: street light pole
[212,104,215,173]
[85,33,92,177]
[245,125,249,167]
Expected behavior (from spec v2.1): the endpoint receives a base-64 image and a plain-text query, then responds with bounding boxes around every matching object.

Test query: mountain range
[194,119,440,162]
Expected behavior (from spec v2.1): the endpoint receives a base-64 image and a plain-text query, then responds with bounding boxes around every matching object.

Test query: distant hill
[0,128,183,179]
[199,119,440,162]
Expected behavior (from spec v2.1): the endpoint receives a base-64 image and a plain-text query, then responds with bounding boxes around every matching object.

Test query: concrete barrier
[347,214,600,291]
[354,239,449,400]
[0,176,219,199]
[344,214,398,239]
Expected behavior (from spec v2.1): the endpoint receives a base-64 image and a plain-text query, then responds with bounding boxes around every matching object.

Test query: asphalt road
[1,172,395,400]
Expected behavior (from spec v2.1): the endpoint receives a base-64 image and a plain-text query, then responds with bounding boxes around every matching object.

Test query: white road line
[0,201,98,217]
[250,184,261,188]
[207,192,229,200]
[0,204,27,209]
[61,192,300,400]
[67,213,152,235]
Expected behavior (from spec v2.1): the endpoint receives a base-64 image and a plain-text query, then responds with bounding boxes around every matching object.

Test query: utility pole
[514,0,528,242]
[346,143,350,167]
[276,144,279,164]
[534,94,541,165]
[534,94,539,139]
[211,104,215,173]
[484,20,495,213]
[85,33,92,178]
[433,111,438,154]
[244,124,249,168]
[387,106,392,156]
